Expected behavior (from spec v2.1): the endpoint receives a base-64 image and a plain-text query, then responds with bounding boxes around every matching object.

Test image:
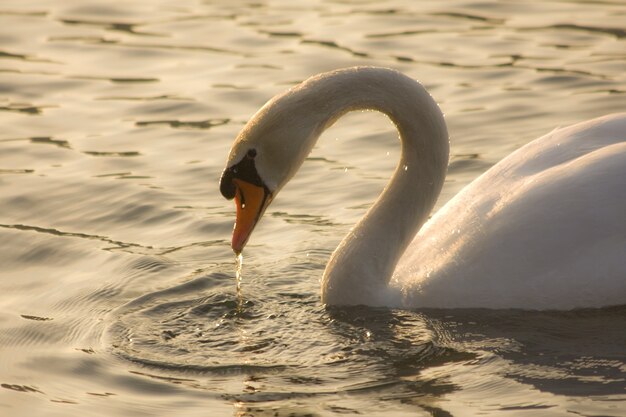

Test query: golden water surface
[1,1,625,416]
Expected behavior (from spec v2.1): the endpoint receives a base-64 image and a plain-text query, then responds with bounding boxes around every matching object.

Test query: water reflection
[424,307,626,397]
[110,293,625,415]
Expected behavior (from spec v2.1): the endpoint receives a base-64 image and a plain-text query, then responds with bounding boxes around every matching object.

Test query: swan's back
[395,113,626,309]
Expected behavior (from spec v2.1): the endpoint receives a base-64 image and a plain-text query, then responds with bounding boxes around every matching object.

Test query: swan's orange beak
[232,179,272,254]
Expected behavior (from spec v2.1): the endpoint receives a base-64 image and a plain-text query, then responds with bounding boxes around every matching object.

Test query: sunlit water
[1,0,625,416]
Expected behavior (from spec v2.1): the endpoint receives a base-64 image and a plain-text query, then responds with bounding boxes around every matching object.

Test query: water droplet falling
[236,252,244,309]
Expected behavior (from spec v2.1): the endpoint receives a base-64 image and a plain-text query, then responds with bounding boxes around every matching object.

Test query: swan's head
[219,84,326,253]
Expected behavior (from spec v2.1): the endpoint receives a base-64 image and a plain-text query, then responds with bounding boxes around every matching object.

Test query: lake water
[1,0,625,416]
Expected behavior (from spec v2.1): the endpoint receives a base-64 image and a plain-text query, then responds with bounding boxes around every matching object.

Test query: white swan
[219,67,626,310]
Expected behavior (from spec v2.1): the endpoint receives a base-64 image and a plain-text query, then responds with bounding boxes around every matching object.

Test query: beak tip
[231,234,246,255]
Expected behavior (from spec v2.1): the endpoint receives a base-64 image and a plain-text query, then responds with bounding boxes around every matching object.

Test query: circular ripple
[109,275,337,373]
[104,272,467,395]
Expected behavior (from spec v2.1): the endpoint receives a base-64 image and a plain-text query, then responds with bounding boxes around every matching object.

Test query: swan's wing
[394,113,626,309]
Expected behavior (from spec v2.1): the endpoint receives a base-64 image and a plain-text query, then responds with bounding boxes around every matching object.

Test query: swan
[219,67,626,310]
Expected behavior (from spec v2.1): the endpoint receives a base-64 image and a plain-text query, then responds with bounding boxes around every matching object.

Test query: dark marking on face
[220,148,264,199]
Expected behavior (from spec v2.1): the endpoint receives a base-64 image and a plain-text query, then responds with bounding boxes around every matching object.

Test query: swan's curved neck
[306,68,449,306]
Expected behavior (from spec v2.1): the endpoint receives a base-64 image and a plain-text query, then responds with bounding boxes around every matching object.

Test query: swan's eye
[246,148,257,158]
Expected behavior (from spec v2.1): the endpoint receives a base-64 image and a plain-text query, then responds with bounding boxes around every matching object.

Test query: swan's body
[397,115,626,309]
[220,67,626,310]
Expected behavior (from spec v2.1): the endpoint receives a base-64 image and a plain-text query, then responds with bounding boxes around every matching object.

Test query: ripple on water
[106,273,475,404]
[104,261,626,414]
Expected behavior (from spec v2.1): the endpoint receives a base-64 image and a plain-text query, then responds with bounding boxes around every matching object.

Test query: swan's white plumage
[223,67,626,310]
[395,115,626,309]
